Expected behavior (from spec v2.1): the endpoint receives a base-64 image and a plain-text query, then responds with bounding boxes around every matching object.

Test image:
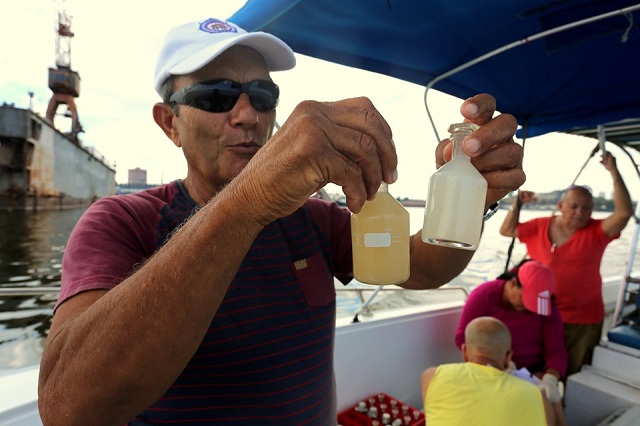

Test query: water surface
[1,207,637,373]
[0,208,86,371]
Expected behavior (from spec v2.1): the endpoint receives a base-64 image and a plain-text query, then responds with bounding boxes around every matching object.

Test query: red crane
[45,8,83,142]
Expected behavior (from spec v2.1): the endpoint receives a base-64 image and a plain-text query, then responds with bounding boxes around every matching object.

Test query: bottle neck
[452,137,469,160]
[449,123,479,160]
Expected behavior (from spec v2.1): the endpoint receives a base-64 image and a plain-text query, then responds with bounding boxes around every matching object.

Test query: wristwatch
[483,202,500,221]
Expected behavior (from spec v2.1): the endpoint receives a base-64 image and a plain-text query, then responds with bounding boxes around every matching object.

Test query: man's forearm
[401,233,474,290]
[39,185,265,425]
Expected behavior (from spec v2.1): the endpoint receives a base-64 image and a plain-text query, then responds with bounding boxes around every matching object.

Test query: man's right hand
[517,190,537,206]
[538,373,562,403]
[236,97,397,224]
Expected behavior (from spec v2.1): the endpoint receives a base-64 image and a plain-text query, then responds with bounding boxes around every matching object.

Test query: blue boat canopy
[229,0,640,147]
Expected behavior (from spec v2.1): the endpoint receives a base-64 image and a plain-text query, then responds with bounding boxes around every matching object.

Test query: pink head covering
[518,261,556,316]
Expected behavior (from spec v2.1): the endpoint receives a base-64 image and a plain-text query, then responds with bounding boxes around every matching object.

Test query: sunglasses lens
[171,80,279,113]
[247,81,279,112]
[188,88,237,113]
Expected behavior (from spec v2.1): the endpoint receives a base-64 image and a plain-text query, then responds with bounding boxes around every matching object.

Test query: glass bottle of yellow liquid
[351,183,410,285]
[421,123,487,250]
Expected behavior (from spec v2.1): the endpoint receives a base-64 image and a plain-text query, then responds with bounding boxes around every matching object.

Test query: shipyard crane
[45,8,83,142]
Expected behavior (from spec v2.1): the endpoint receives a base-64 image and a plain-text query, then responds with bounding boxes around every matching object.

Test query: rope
[545,141,601,216]
[568,142,601,186]
[504,193,524,273]
[504,120,528,273]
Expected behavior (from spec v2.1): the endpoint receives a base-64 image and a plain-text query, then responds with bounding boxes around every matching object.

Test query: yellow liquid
[421,156,487,250]
[351,187,410,285]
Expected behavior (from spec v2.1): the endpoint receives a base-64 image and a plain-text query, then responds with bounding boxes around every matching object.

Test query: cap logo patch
[199,18,238,34]
[537,290,550,315]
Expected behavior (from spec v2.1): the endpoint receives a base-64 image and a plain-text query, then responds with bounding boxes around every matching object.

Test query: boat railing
[0,285,470,298]
[0,285,470,324]
[336,285,469,322]
[0,287,61,297]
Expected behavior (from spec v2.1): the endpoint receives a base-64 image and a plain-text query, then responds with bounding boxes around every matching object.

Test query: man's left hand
[435,94,525,208]
[538,373,562,403]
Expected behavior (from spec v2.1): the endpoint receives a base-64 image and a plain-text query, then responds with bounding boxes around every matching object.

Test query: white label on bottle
[364,232,392,247]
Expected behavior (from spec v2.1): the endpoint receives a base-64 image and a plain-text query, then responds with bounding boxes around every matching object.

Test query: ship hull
[0,105,115,211]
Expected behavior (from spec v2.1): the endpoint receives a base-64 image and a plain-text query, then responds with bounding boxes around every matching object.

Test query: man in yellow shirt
[422,316,566,425]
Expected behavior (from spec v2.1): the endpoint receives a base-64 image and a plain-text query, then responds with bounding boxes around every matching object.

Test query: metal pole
[611,200,640,328]
[352,285,385,322]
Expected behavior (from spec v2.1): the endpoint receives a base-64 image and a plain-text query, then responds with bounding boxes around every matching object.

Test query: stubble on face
[173,46,277,203]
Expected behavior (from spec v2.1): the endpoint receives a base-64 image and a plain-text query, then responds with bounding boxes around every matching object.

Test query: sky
[3,0,640,201]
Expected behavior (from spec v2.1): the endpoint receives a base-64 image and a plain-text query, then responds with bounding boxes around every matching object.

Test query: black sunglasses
[168,79,279,113]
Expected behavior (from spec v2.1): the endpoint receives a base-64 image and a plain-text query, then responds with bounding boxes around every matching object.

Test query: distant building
[128,167,147,186]
[116,167,154,194]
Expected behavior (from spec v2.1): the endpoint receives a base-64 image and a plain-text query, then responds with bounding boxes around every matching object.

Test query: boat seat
[608,324,640,350]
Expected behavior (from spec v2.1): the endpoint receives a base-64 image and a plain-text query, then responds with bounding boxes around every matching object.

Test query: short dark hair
[159,76,176,104]
[159,76,179,115]
[497,258,533,285]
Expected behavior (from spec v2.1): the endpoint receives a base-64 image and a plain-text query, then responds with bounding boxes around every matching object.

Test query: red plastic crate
[337,392,425,426]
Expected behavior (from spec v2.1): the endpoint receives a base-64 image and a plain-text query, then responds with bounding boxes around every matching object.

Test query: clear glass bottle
[421,123,487,250]
[351,183,410,285]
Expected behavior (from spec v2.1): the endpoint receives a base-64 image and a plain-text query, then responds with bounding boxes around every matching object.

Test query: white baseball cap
[154,18,296,95]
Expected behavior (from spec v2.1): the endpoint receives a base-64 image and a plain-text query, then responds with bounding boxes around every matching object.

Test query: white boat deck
[0,366,41,426]
[565,340,640,426]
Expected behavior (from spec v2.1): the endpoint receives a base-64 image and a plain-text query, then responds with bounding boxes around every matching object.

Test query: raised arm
[600,152,633,237]
[402,94,524,290]
[499,190,536,238]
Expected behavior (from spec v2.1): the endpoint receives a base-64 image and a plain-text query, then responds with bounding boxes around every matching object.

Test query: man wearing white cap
[39,17,524,425]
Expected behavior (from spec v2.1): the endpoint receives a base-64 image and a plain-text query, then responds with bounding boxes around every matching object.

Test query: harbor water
[1,206,638,373]
[0,208,86,372]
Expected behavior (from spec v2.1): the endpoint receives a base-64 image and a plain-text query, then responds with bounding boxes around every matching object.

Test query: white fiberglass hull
[1,278,638,425]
